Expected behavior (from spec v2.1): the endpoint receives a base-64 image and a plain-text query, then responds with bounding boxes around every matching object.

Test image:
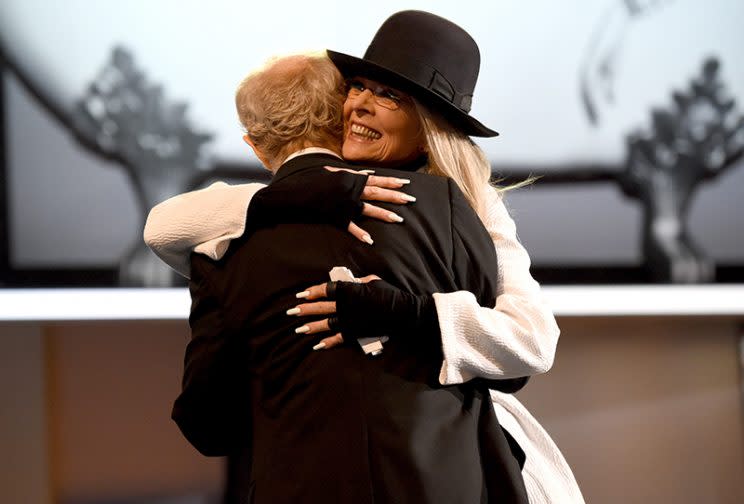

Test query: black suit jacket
[172,153,528,503]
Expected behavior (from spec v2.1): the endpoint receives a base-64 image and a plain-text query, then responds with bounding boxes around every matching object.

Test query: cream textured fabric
[143,179,582,503]
[434,186,560,384]
[493,391,585,504]
[144,181,264,278]
[433,188,582,503]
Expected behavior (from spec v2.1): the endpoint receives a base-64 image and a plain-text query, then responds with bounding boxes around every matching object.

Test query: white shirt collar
[283,147,343,164]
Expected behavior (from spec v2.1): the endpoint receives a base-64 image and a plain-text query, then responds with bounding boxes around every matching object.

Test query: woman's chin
[342,142,380,163]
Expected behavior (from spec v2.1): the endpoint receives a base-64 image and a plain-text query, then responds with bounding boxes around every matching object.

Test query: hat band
[429,71,473,112]
[364,50,473,112]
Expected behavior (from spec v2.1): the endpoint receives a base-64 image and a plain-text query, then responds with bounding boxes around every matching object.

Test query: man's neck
[280,145,343,166]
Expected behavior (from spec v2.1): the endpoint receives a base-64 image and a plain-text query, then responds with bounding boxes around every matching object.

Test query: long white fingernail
[359,169,375,174]
[402,194,416,202]
[296,291,310,298]
[397,178,411,185]
[362,234,374,245]
[295,325,310,334]
[313,342,326,350]
[389,213,404,223]
[286,307,301,315]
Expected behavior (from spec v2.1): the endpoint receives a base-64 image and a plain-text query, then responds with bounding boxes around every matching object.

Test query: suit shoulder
[280,154,354,173]
[375,168,450,192]
[190,250,218,271]
[189,251,221,285]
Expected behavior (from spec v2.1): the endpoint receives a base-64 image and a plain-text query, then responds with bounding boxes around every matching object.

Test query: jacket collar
[283,147,342,164]
[273,152,348,183]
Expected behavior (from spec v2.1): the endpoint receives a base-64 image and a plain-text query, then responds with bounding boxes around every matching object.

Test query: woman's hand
[287,274,380,350]
[246,165,414,244]
[323,166,416,244]
[287,275,439,350]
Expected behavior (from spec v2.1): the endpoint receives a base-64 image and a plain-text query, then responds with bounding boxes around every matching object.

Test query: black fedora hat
[328,10,498,137]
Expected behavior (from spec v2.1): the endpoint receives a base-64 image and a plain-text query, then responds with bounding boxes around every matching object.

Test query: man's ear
[243,134,272,171]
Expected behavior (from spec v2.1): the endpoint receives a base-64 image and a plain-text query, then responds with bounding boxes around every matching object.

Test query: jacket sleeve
[435,185,560,385]
[171,253,250,456]
[144,182,265,278]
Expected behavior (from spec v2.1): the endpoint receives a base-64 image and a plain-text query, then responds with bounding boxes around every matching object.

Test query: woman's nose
[348,88,376,113]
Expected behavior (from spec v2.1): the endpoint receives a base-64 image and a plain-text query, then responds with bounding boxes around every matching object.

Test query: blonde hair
[414,101,534,220]
[235,53,345,167]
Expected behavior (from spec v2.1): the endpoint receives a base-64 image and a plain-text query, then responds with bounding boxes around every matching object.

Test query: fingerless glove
[330,280,439,341]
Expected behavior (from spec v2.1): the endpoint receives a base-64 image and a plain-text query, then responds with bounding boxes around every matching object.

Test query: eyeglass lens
[346,80,401,110]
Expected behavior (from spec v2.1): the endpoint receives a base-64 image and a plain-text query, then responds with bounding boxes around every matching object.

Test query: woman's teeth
[351,124,381,140]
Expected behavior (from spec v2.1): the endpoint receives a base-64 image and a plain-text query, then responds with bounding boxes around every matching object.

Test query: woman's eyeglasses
[345,79,404,110]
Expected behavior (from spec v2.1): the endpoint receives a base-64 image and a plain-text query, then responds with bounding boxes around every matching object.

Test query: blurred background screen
[1,0,742,286]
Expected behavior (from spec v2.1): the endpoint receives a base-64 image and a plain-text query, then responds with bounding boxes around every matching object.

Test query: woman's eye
[382,91,401,102]
[348,80,365,91]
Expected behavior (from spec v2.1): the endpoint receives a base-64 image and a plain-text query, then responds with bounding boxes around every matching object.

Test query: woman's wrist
[332,280,439,341]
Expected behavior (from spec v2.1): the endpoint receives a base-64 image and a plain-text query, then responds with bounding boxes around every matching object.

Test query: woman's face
[342,76,425,166]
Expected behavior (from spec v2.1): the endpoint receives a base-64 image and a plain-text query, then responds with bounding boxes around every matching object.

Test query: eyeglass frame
[344,78,409,110]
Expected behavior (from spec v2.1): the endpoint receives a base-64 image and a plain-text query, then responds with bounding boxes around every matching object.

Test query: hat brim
[327,49,498,138]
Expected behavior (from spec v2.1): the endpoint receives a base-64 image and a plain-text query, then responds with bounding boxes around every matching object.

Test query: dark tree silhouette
[620,58,744,282]
[73,47,214,286]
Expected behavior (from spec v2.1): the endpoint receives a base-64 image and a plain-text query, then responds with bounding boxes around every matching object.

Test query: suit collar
[272,150,427,183]
[273,152,350,182]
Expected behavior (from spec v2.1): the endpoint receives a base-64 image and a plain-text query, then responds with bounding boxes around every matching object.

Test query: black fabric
[247,154,367,229]
[171,266,251,457]
[374,153,428,173]
[481,375,530,394]
[173,153,528,503]
[327,10,499,137]
[478,394,528,500]
[327,278,530,394]
[325,280,338,299]
[326,315,340,333]
[245,153,428,236]
[331,279,439,340]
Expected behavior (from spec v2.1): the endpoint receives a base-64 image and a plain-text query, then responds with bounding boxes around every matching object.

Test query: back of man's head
[236,53,345,168]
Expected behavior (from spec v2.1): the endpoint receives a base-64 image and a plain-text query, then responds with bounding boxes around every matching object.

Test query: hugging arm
[146,176,558,387]
[443,179,532,392]
[293,179,532,393]
[144,169,411,276]
[435,186,560,384]
[244,166,366,229]
[171,253,249,457]
[304,181,556,389]
[145,182,265,278]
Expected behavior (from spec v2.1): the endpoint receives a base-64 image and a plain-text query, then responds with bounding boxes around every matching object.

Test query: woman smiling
[146,10,583,504]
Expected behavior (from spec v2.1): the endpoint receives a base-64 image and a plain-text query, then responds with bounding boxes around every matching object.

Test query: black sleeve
[448,179,500,307]
[171,253,250,456]
[245,167,367,231]
[333,279,439,341]
[447,179,529,394]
